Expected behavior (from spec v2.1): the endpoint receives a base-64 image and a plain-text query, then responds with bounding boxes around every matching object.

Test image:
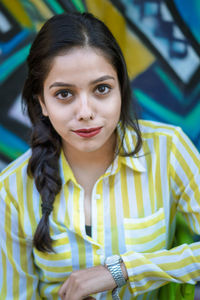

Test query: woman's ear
[38,96,48,117]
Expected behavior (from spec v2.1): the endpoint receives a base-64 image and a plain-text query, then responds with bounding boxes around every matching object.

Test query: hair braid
[27,107,62,252]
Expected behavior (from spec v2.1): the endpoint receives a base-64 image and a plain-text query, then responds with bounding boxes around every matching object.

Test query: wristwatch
[104,255,127,300]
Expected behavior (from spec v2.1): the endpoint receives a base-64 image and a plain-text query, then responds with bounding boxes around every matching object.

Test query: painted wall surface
[0,0,200,296]
[0,0,199,170]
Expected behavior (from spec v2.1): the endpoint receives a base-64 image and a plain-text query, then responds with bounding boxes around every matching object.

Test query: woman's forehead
[44,47,117,85]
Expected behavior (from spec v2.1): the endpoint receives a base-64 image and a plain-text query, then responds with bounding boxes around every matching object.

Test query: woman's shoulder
[138,119,181,137]
[0,149,32,183]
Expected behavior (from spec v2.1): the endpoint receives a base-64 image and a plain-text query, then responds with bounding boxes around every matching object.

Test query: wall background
[0,0,200,297]
[0,0,199,170]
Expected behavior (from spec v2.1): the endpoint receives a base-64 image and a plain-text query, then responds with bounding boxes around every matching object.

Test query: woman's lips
[73,127,102,138]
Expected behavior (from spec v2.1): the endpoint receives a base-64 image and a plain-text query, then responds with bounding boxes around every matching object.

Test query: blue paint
[174,0,200,42]
[0,44,31,83]
[0,124,29,153]
[0,29,30,55]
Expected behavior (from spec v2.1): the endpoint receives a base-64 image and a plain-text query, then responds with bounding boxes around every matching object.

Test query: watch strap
[107,260,126,288]
[112,287,120,300]
[105,255,127,300]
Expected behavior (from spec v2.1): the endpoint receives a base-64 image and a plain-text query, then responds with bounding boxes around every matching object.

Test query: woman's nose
[76,94,95,121]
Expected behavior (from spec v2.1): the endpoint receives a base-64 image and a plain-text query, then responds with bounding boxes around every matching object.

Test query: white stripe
[35,254,71,268]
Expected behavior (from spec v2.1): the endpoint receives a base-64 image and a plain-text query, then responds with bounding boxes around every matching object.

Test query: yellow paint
[1,0,32,28]
[86,0,155,79]
[29,0,53,19]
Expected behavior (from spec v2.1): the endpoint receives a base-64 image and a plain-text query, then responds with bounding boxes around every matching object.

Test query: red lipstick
[73,127,102,138]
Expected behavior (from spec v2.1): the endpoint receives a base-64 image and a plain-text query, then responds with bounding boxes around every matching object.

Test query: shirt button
[95,194,101,200]
[96,249,103,255]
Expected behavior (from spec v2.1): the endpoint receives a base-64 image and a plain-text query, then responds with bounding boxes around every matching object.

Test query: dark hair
[22,12,142,252]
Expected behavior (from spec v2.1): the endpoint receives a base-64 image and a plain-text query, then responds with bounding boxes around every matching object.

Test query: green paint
[154,66,183,103]
[71,0,85,12]
[190,84,200,102]
[155,66,200,104]
[45,0,65,14]
[134,89,200,137]
[0,44,31,84]
[0,144,22,160]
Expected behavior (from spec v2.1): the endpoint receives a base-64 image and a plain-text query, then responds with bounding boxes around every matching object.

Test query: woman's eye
[95,84,111,95]
[55,90,72,100]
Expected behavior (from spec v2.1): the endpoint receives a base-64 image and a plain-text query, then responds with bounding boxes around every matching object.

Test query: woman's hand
[58,265,117,300]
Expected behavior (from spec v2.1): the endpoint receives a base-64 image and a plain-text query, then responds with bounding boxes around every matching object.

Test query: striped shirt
[0,120,200,300]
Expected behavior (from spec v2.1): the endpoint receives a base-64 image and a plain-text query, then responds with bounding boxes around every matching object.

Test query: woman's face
[39,47,121,156]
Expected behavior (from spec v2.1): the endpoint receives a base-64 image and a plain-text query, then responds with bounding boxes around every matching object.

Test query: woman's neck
[62,133,116,188]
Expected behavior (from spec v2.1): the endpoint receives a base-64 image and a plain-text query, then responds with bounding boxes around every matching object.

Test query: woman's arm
[59,127,200,299]
[0,183,41,299]
[58,260,128,300]
[121,127,200,297]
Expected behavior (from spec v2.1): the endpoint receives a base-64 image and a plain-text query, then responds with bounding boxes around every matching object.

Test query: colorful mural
[0,0,199,170]
[0,0,200,297]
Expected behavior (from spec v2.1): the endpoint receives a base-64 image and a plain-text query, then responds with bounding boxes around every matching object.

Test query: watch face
[106,255,121,265]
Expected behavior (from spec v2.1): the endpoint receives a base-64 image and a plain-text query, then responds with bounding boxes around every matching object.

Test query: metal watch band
[112,287,120,300]
[105,255,127,299]
[105,255,126,288]
[107,260,126,287]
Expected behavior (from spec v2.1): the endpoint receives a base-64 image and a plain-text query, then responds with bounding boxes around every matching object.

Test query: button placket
[91,178,104,244]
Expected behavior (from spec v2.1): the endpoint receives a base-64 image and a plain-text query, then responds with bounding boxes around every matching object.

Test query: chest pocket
[124,207,166,253]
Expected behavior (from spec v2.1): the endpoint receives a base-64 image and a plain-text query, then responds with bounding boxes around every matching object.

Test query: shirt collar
[59,122,146,185]
[59,150,77,185]
[116,122,146,173]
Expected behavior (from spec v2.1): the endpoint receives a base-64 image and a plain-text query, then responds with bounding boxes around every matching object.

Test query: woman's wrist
[121,261,128,281]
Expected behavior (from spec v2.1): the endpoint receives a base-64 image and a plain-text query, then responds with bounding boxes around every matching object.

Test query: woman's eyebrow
[49,75,115,89]
[91,75,115,84]
[49,82,75,89]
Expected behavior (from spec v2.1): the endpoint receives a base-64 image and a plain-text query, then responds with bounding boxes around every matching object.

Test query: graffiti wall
[0,0,200,171]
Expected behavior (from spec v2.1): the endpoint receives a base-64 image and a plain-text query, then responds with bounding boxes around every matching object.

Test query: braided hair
[22,12,142,252]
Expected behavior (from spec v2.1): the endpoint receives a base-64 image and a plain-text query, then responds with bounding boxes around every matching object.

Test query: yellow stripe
[121,165,130,218]
[26,176,38,235]
[35,248,71,261]
[96,180,104,245]
[72,186,87,269]
[16,170,34,298]
[126,225,165,244]
[154,136,163,209]
[130,279,166,293]
[145,243,200,260]
[176,129,200,168]
[124,211,164,229]
[35,261,72,273]
[143,141,155,213]
[1,249,7,298]
[9,204,19,296]
[73,186,82,236]
[76,233,87,269]
[142,239,166,252]
[4,177,19,298]
[158,254,200,270]
[170,166,195,229]
[134,172,144,217]
[109,175,119,254]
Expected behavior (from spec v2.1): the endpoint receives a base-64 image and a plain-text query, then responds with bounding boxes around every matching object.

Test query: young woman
[0,12,199,300]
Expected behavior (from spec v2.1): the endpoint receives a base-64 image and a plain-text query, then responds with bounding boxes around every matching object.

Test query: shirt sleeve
[121,127,200,297]
[0,182,41,300]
